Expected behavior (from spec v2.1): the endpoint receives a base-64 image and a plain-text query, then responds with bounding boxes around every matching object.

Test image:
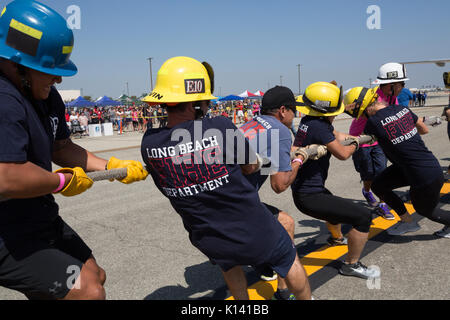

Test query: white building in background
[57,89,81,102]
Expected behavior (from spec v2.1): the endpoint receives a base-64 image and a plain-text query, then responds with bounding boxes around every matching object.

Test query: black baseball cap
[261,86,301,112]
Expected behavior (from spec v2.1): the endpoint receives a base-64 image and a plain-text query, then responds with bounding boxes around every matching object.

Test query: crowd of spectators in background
[397,86,429,107]
[65,99,263,137]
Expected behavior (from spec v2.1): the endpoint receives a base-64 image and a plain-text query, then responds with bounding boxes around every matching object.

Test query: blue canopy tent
[217,95,244,101]
[95,96,121,107]
[66,96,96,108]
[210,96,222,105]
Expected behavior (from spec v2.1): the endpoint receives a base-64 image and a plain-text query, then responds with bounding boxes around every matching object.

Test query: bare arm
[269,160,302,194]
[52,138,108,171]
[333,130,355,143]
[326,139,356,160]
[0,162,70,198]
[416,117,429,135]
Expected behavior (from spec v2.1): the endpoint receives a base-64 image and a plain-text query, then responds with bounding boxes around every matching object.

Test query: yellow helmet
[343,86,379,119]
[142,56,217,106]
[443,72,450,89]
[296,82,345,117]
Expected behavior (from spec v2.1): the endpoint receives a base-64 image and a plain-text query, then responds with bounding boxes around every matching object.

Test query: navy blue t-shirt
[291,116,335,193]
[141,116,283,269]
[239,115,293,190]
[0,76,70,245]
[364,105,442,187]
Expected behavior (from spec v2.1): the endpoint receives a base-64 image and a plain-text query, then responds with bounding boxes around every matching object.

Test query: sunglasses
[287,105,297,113]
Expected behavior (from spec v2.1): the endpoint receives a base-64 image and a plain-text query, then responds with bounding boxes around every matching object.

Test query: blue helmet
[0,0,77,76]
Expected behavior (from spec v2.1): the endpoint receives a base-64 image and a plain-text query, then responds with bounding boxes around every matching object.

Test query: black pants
[292,189,372,233]
[371,165,448,225]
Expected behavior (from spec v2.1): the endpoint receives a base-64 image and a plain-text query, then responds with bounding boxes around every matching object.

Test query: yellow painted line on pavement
[227,181,449,300]
[441,181,450,195]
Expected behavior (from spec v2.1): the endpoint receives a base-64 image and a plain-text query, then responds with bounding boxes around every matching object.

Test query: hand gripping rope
[291,135,376,160]
[0,168,128,203]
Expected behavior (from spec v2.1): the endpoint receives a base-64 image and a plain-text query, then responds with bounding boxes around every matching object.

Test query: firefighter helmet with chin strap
[296,81,345,117]
[142,56,217,106]
[0,0,77,77]
[344,86,379,119]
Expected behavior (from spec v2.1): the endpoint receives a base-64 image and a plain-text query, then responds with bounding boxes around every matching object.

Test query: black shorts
[292,189,372,233]
[0,217,92,300]
[352,144,387,181]
[262,202,281,219]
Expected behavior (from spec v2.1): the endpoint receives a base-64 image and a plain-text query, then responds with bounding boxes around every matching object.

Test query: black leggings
[371,165,448,225]
[292,189,372,233]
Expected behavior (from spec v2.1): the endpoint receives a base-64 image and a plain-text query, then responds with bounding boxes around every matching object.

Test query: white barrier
[102,122,114,136]
[88,124,102,137]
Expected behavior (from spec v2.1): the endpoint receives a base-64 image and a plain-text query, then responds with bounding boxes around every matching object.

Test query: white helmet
[372,62,409,85]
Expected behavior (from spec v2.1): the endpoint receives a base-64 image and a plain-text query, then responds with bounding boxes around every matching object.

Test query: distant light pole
[297,64,302,95]
[369,78,372,88]
[280,75,283,86]
[147,57,154,92]
[126,82,129,96]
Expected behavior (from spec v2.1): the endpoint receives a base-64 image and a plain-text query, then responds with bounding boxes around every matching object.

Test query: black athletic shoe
[260,267,277,281]
[327,236,348,246]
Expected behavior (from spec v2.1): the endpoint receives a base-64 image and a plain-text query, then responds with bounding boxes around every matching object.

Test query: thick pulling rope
[0,168,128,202]
[292,135,375,160]
[87,168,128,181]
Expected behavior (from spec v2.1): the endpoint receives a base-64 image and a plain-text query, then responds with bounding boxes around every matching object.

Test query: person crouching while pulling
[239,86,312,300]
[345,87,449,238]
[292,81,380,279]
[0,0,147,300]
[141,56,312,300]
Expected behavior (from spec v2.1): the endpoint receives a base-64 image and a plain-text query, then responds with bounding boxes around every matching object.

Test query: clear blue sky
[43,0,450,98]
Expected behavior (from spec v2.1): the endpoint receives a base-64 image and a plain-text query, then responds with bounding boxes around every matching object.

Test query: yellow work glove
[54,167,93,197]
[106,156,148,184]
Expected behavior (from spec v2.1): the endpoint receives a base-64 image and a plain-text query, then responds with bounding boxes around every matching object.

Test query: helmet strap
[193,103,205,120]
[389,84,395,105]
[17,65,33,98]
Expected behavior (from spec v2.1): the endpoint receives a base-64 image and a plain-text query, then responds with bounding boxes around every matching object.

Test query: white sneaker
[387,221,421,236]
[434,226,450,238]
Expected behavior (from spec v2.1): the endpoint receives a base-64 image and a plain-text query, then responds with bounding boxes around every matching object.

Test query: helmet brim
[33,59,78,77]
[372,78,409,85]
[296,95,345,117]
[142,90,218,106]
[0,47,78,77]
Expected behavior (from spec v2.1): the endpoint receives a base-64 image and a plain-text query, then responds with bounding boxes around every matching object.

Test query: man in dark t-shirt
[346,87,449,238]
[141,56,312,300]
[0,0,148,300]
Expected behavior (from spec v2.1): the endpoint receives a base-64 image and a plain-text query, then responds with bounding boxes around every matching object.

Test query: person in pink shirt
[132,108,139,131]
[253,102,260,116]
[346,63,408,220]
